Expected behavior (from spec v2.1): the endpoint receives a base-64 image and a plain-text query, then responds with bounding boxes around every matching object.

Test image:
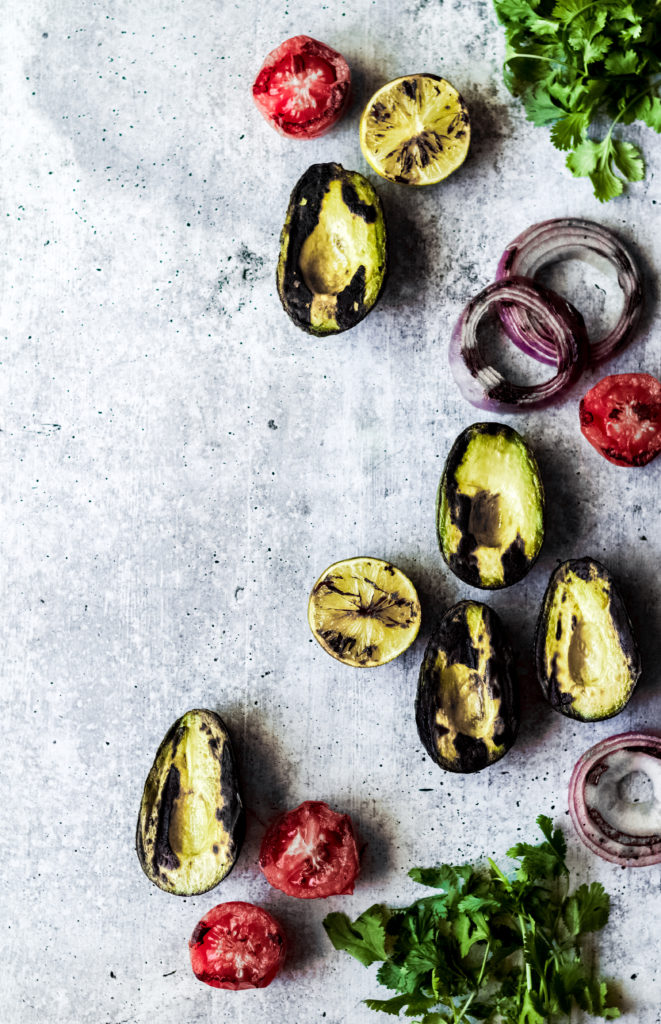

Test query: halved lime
[308,556,421,667]
[359,74,470,186]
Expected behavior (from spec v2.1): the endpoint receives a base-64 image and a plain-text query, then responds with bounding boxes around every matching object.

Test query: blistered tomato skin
[189,901,286,990]
[579,372,661,466]
[252,36,351,139]
[259,800,360,898]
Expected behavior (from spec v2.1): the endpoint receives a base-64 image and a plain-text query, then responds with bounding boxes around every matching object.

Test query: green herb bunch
[324,816,619,1023]
[492,0,661,201]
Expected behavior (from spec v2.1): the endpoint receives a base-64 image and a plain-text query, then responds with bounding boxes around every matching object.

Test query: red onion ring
[569,732,661,867]
[496,219,643,366]
[449,276,588,411]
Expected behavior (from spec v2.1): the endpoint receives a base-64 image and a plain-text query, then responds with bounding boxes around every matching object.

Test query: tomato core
[189,902,286,989]
[259,800,360,898]
[253,36,351,138]
[263,54,337,124]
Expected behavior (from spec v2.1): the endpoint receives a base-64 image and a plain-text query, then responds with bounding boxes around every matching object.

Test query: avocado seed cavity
[567,621,603,685]
[299,223,354,296]
[468,490,511,548]
[169,791,213,857]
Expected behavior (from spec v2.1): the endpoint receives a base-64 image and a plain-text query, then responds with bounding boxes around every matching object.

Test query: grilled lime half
[308,556,421,667]
[359,74,470,186]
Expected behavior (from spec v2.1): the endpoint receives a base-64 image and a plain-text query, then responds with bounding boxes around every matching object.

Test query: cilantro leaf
[519,988,547,1023]
[634,94,661,131]
[494,0,661,197]
[550,111,589,149]
[523,86,565,125]
[364,994,411,1016]
[605,50,639,75]
[563,882,611,935]
[409,864,472,894]
[611,138,644,180]
[507,818,568,879]
[565,137,627,202]
[494,0,543,22]
[325,818,621,1022]
[565,137,601,176]
[323,905,389,966]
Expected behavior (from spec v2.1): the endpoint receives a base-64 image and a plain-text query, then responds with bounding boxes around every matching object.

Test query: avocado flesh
[277,163,387,336]
[299,180,381,333]
[136,709,244,895]
[542,567,638,721]
[429,604,506,766]
[416,600,519,773]
[439,426,544,589]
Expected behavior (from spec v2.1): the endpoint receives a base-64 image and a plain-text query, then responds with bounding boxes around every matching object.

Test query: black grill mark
[341,182,377,223]
[153,764,181,873]
[401,78,418,100]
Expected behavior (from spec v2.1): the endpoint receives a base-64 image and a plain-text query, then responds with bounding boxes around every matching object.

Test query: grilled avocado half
[136,709,244,895]
[416,600,519,773]
[277,162,387,335]
[535,558,641,722]
[437,422,545,589]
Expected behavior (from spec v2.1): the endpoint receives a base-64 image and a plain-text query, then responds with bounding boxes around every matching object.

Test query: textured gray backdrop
[2,0,660,1021]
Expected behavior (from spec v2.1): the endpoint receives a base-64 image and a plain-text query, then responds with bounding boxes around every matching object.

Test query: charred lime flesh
[308,556,421,667]
[360,74,470,186]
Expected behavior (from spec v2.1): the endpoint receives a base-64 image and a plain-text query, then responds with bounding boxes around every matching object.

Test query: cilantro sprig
[323,816,620,1023]
[492,0,661,200]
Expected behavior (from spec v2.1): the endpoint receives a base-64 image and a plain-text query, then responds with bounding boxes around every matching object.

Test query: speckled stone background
[2,0,660,1021]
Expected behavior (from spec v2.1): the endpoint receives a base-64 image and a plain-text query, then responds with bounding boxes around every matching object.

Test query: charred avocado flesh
[437,422,544,589]
[536,558,641,722]
[416,600,518,773]
[277,162,387,335]
[136,709,244,895]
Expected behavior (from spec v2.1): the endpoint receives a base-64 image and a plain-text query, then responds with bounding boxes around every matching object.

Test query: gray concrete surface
[2,0,660,1021]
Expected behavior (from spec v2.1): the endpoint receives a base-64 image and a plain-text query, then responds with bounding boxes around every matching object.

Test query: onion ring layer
[569,732,661,867]
[449,276,588,411]
[496,218,642,366]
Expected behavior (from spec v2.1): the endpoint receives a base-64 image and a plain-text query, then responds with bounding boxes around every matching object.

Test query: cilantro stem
[607,85,656,137]
[505,52,576,73]
[518,914,533,993]
[455,941,491,1024]
[488,857,510,888]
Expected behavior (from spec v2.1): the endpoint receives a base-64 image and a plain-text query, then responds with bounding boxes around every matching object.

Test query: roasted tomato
[252,36,351,139]
[579,372,661,466]
[189,901,286,990]
[259,800,360,898]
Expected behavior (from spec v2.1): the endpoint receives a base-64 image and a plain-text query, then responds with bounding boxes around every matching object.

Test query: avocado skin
[277,162,387,336]
[437,422,545,589]
[416,600,519,774]
[535,558,641,722]
[136,709,245,896]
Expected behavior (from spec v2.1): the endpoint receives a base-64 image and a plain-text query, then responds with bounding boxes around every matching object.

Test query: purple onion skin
[569,732,661,868]
[495,219,643,366]
[449,277,588,412]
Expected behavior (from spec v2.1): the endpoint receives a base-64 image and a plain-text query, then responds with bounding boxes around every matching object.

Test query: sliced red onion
[569,732,661,867]
[496,219,642,366]
[449,276,588,411]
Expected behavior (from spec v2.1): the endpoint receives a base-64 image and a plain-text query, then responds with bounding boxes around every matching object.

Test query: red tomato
[252,36,351,139]
[579,372,661,467]
[259,800,360,898]
[189,901,286,990]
